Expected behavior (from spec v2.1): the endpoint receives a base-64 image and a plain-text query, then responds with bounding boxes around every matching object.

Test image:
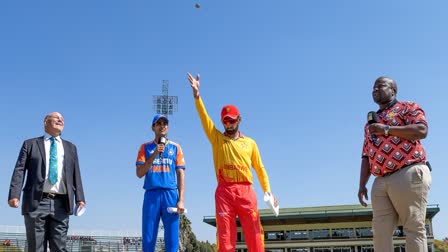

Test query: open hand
[187,72,200,98]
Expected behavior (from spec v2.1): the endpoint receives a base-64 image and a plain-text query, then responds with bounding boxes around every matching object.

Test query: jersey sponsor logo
[151,165,171,173]
[222,164,246,171]
[153,158,173,165]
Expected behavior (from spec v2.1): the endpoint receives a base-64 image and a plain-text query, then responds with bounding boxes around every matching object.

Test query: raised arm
[187,72,220,143]
[187,73,200,99]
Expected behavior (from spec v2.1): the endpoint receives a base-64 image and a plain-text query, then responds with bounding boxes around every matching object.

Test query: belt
[42,192,67,199]
[382,161,427,177]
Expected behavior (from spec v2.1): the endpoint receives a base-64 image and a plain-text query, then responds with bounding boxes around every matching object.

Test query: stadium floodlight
[153,80,178,118]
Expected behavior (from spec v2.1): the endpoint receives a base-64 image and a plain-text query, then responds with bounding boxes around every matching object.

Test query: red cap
[221,105,240,120]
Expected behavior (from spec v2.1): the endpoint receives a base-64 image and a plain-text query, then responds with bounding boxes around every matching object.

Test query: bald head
[44,112,65,136]
[375,76,397,94]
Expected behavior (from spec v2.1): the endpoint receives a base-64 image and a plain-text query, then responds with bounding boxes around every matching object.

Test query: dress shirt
[43,133,66,194]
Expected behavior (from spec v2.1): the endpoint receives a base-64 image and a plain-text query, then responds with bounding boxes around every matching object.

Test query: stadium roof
[203,204,440,227]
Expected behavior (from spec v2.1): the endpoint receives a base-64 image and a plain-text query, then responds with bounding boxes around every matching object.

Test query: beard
[225,125,239,135]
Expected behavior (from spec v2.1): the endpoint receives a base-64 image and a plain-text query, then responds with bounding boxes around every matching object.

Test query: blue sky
[1,0,447,243]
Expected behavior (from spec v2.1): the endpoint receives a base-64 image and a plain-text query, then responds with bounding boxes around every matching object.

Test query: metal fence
[0,232,165,252]
[0,225,165,252]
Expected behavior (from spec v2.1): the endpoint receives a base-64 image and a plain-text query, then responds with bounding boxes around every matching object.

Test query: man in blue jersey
[136,114,186,252]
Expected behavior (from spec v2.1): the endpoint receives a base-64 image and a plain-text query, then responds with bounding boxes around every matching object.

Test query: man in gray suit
[8,112,86,252]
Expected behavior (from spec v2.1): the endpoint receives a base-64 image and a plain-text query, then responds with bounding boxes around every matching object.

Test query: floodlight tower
[152,80,178,118]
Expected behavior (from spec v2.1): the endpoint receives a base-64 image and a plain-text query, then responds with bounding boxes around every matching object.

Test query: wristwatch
[384,125,390,137]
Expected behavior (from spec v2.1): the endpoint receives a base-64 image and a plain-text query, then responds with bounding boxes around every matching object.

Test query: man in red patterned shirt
[358,76,432,252]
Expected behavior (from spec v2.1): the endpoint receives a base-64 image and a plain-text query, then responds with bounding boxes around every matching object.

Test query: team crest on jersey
[168,149,174,156]
[388,112,395,119]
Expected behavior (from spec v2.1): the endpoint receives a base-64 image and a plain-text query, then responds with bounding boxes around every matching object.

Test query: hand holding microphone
[367,111,390,140]
[367,111,378,142]
[157,136,167,158]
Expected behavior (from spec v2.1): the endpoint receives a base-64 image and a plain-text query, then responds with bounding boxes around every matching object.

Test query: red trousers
[215,183,264,252]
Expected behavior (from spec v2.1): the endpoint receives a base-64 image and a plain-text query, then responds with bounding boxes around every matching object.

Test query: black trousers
[24,196,69,252]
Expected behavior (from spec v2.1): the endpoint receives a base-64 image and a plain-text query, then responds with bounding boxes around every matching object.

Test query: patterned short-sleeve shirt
[362,100,427,176]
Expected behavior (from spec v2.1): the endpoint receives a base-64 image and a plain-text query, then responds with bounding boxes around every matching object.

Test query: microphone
[158,136,167,158]
[367,111,378,141]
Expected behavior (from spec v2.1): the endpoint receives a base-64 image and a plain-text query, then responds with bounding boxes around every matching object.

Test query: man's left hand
[176,201,185,214]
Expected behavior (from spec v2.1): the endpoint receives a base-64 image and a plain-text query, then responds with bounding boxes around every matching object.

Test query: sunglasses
[222,118,238,125]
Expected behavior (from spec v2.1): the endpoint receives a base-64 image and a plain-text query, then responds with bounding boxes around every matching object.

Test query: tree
[179,215,192,251]
[434,238,448,252]
[179,215,216,252]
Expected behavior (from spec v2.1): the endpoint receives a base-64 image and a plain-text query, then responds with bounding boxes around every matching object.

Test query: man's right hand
[157,143,166,156]
[8,198,19,208]
[187,72,200,98]
[358,187,369,207]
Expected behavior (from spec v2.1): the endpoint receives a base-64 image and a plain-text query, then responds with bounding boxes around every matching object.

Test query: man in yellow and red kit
[187,73,278,252]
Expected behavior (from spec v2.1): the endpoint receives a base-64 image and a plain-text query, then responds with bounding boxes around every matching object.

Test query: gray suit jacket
[8,136,86,215]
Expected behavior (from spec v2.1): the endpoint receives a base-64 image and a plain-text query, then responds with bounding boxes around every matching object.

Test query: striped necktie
[49,137,58,184]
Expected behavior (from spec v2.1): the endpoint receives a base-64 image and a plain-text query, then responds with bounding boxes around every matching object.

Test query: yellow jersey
[195,97,271,192]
